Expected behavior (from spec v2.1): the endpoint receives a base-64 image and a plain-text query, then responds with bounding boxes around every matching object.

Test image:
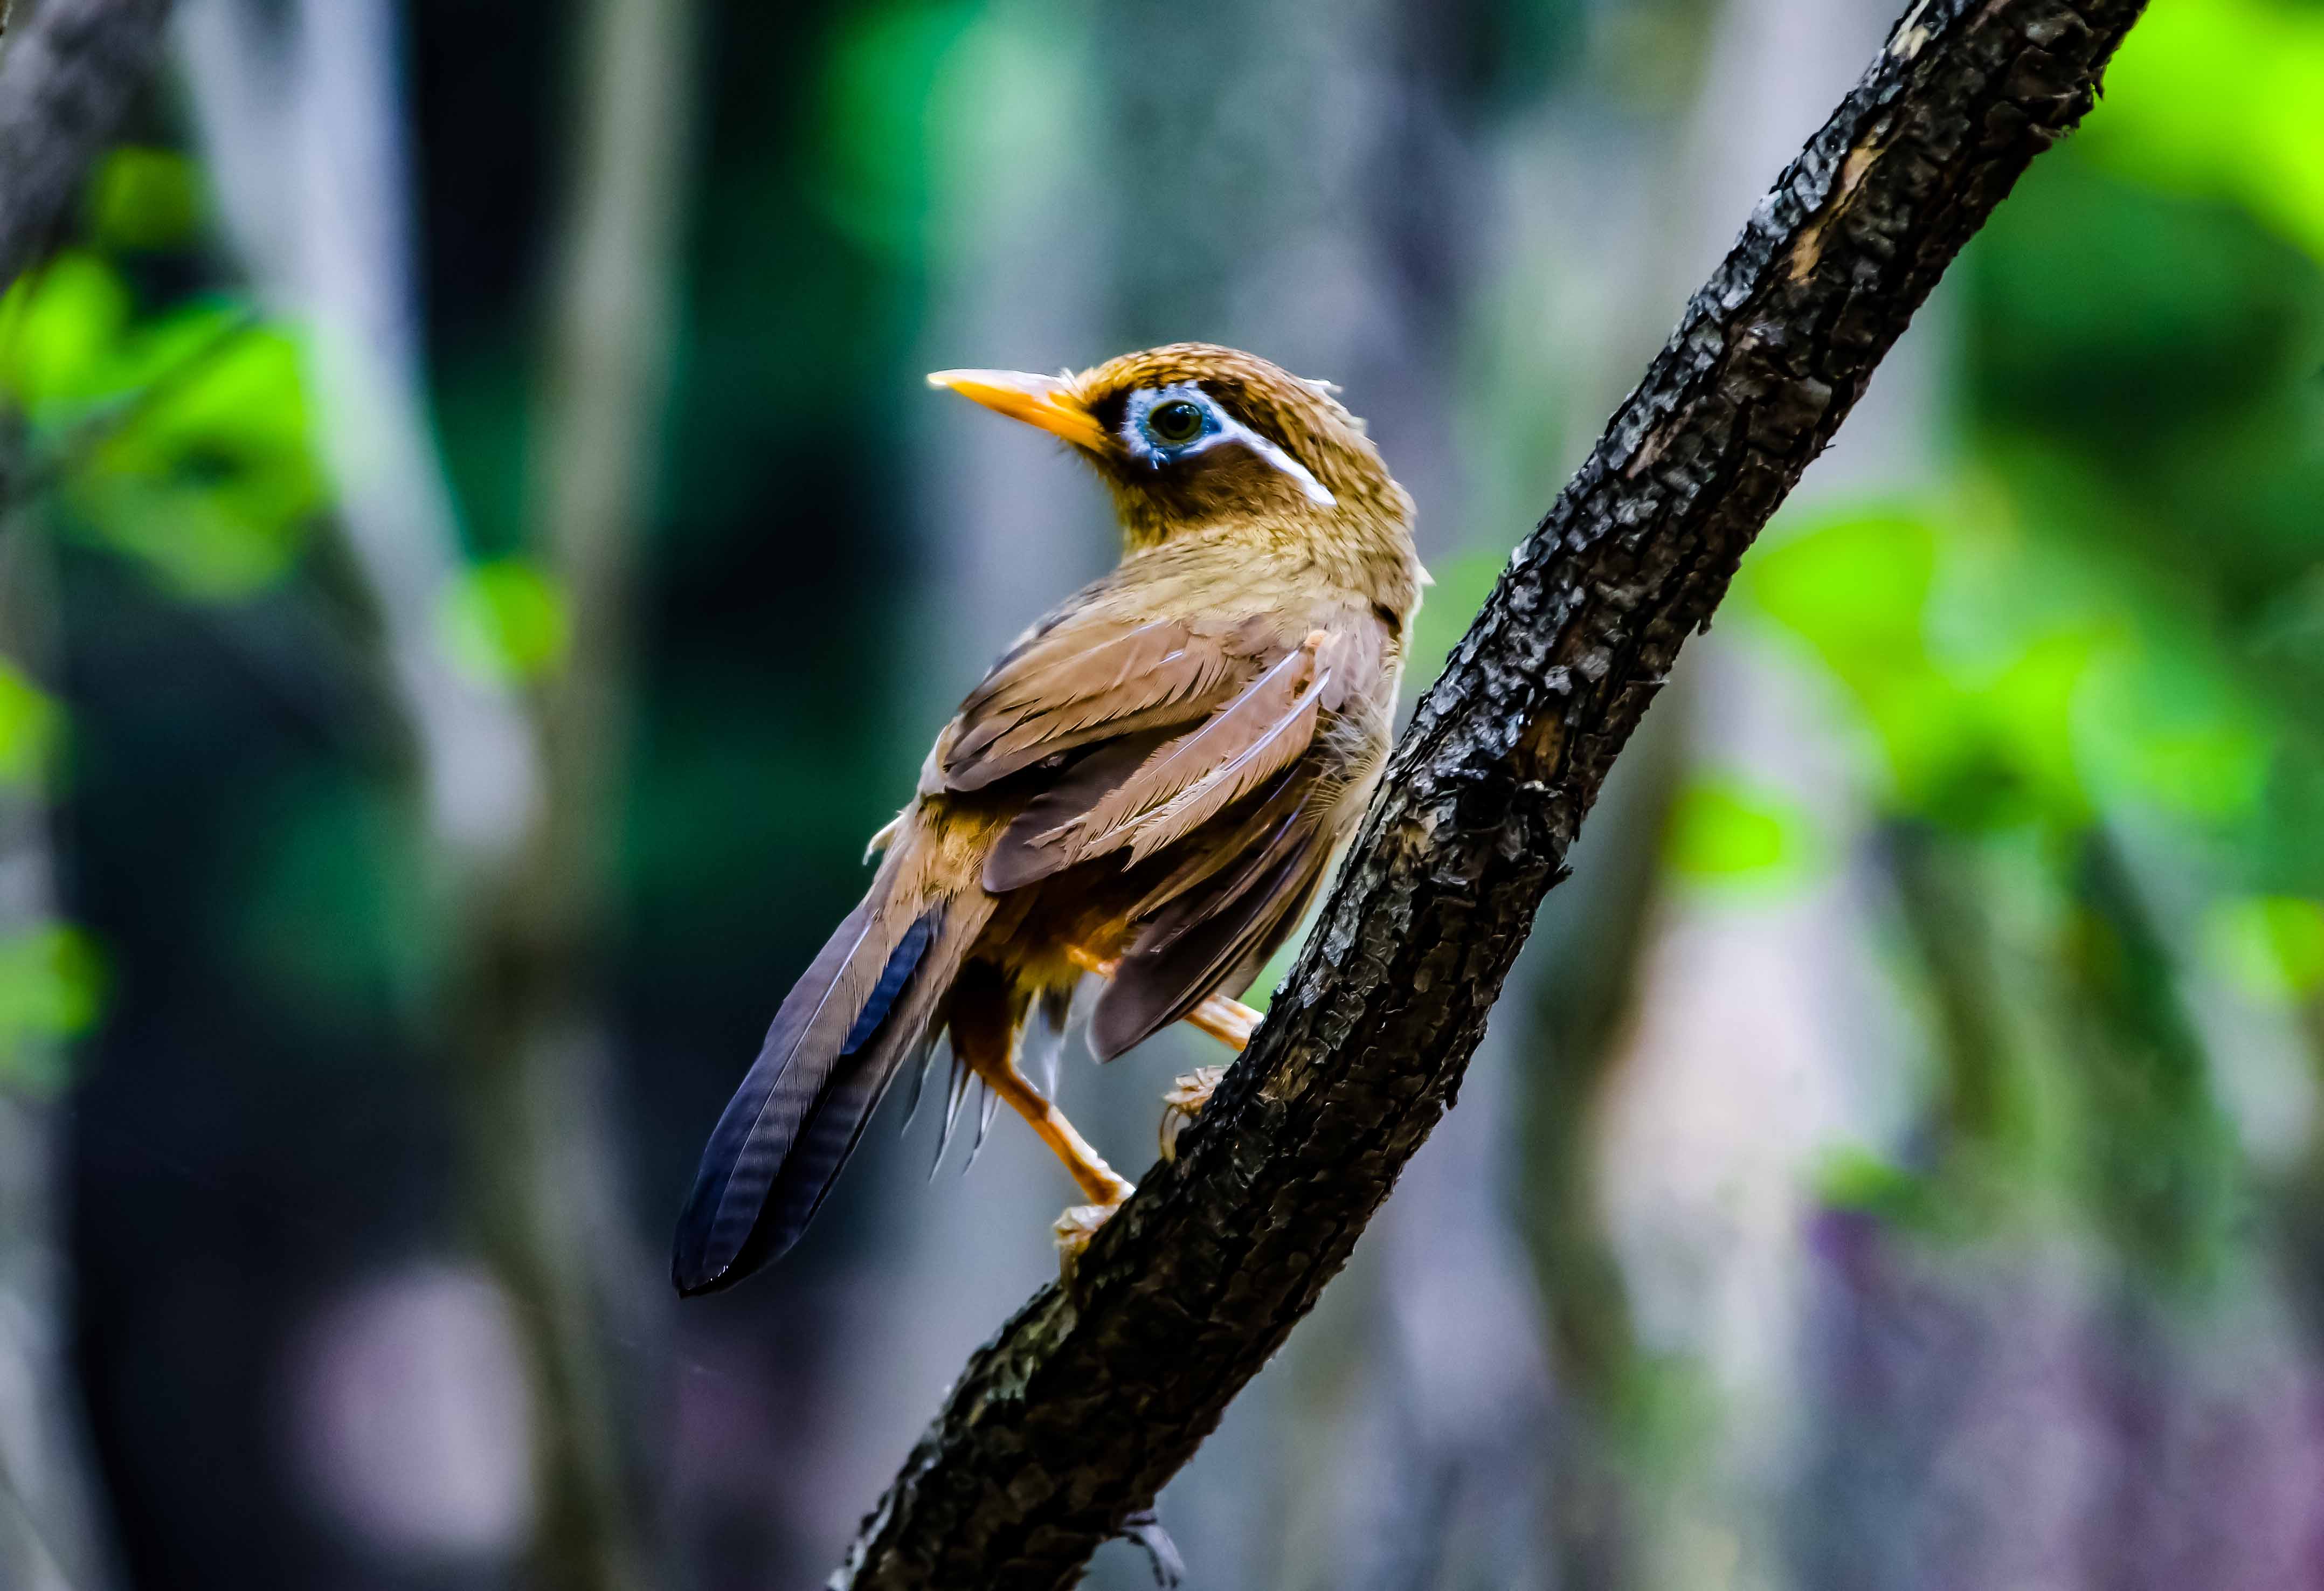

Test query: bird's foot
[1118,1507,1186,1588]
[1053,1191,1131,1279]
[1158,1066,1226,1163]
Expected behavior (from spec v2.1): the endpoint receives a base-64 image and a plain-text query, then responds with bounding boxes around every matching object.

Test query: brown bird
[672,343,1422,1296]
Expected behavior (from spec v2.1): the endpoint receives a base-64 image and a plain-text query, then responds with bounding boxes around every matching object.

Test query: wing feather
[1090,833,1333,1061]
[983,633,1334,891]
[946,618,1238,791]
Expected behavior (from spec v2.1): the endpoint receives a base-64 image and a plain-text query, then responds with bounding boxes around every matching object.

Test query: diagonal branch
[835,0,2148,1582]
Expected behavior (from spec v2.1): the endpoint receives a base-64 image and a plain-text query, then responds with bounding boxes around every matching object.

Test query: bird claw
[1118,1506,1186,1587]
[1053,1195,1130,1279]
[1158,1066,1225,1163]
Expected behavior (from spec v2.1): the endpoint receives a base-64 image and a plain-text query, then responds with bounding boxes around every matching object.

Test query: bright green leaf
[0,661,63,790]
[1663,775,1816,888]
[2203,894,2324,1001]
[1747,508,1936,659]
[73,319,326,598]
[2079,0,2324,264]
[439,559,573,684]
[0,251,133,411]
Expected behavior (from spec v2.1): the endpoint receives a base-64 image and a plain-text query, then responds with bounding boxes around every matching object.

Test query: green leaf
[0,251,133,411]
[2079,0,2324,265]
[73,316,327,598]
[439,558,573,684]
[0,661,63,790]
[1747,507,1935,658]
[1662,776,1816,889]
[0,924,106,1095]
[2203,894,2324,1001]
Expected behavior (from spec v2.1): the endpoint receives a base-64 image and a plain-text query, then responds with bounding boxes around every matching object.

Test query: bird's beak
[926,369,1109,452]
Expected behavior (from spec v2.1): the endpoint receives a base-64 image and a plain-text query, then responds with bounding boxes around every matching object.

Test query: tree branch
[0,0,173,287]
[834,0,2146,1582]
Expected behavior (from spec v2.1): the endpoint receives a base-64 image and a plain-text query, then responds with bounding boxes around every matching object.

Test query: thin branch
[833,0,2149,1582]
[0,0,173,288]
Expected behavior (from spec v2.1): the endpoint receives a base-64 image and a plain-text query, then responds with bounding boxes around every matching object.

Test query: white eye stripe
[1120,387,1338,508]
[1211,416,1338,507]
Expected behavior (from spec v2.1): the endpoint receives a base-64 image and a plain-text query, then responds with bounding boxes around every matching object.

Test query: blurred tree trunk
[1518,694,1688,1591]
[0,4,182,1586]
[178,0,693,1585]
[0,523,116,1591]
[475,0,695,1582]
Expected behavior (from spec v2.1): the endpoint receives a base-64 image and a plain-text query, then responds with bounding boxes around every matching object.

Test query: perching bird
[672,343,1423,1296]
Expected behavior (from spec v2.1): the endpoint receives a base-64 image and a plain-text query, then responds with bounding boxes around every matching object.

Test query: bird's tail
[672,852,990,1296]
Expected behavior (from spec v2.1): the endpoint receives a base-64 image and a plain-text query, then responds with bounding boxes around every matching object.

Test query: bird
[670,343,1423,1297]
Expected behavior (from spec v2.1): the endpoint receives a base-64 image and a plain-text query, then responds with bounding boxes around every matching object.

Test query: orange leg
[950,965,1133,1209]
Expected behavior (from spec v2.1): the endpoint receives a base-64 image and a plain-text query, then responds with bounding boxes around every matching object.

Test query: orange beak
[926,368,1109,452]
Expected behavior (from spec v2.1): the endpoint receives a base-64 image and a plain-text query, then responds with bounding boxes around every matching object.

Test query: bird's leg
[950,966,1132,1270]
[1066,946,1254,1164]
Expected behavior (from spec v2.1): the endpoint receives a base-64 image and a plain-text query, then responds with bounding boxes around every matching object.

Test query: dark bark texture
[834,0,2146,1582]
[0,0,175,287]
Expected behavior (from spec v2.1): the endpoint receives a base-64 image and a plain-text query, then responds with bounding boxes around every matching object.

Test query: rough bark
[833,0,2148,1582]
[0,0,174,288]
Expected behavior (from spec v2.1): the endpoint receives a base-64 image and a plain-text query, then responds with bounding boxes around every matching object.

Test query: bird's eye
[1145,399,1206,447]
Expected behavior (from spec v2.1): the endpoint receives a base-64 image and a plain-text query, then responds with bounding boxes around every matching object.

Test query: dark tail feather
[672,889,983,1296]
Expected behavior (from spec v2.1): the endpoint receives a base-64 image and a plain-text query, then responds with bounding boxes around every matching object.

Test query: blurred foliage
[0,924,107,1096]
[1408,545,1508,693]
[1661,774,1817,889]
[85,147,204,256]
[2076,0,2324,264]
[439,557,572,684]
[0,252,321,598]
[1814,1145,1945,1232]
[2204,893,2324,1002]
[1704,0,2324,1287]
[0,659,63,791]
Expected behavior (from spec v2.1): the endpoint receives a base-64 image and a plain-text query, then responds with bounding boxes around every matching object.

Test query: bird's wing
[980,620,1377,892]
[941,614,1249,792]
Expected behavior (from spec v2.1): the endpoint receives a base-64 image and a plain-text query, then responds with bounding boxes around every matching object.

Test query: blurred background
[1,0,2320,1586]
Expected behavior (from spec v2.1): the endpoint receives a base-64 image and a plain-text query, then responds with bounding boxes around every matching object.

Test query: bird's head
[929,343,1417,598]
